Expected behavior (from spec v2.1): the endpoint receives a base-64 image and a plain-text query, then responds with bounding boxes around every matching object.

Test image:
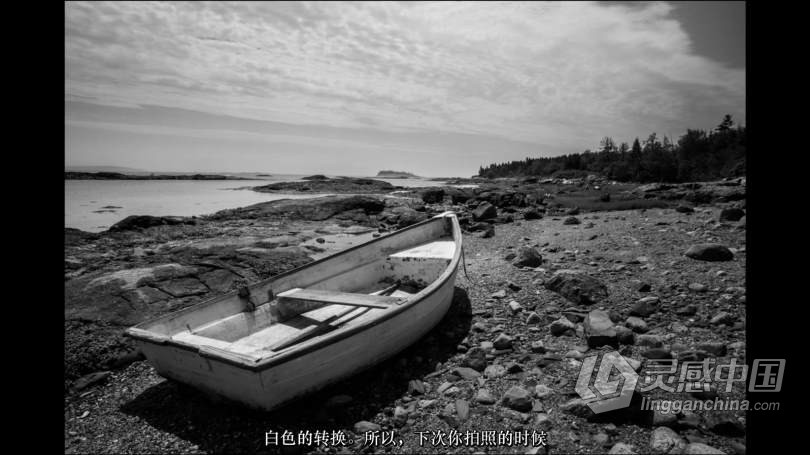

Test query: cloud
[65,1,745,167]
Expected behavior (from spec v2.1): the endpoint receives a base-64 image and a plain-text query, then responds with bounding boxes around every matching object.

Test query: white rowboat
[126,211,462,411]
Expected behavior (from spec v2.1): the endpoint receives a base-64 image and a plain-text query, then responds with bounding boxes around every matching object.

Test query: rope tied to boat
[461,245,473,285]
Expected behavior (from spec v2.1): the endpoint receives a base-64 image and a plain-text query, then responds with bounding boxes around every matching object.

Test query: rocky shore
[65,176,746,454]
[253,176,400,194]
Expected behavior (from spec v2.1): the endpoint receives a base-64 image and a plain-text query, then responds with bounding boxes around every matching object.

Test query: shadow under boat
[120,286,473,454]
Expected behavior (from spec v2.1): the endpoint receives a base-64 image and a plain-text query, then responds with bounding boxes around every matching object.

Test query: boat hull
[136,267,457,411]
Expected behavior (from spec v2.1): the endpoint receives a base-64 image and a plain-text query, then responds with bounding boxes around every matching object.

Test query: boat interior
[142,222,458,360]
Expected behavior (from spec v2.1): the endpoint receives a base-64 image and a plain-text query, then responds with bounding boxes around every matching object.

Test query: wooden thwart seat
[277,288,404,309]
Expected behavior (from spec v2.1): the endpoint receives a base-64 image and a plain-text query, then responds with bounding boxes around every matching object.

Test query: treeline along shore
[479,115,745,183]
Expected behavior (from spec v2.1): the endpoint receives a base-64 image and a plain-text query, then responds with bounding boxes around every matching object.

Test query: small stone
[608,443,637,454]
[475,389,497,405]
[688,283,708,292]
[462,347,488,371]
[545,269,608,305]
[637,282,652,292]
[493,333,513,350]
[615,326,636,345]
[354,421,381,432]
[697,342,727,357]
[630,296,659,317]
[393,405,411,426]
[684,244,734,262]
[549,317,576,336]
[484,364,507,378]
[711,312,736,325]
[642,348,672,359]
[537,353,563,368]
[526,312,541,324]
[505,362,524,373]
[408,379,425,395]
[491,290,507,299]
[585,309,618,348]
[531,340,547,353]
[453,367,482,380]
[684,443,725,454]
[455,399,470,421]
[443,386,461,396]
[532,400,544,413]
[564,216,581,225]
[437,382,453,394]
[71,371,111,392]
[729,441,746,455]
[508,300,523,314]
[719,208,745,222]
[677,411,701,429]
[637,334,664,348]
[650,427,686,453]
[507,281,522,291]
[513,247,544,268]
[652,409,678,428]
[472,322,488,332]
[534,384,553,399]
[559,398,593,417]
[502,386,533,412]
[625,316,648,333]
[533,413,552,430]
[676,304,698,316]
[565,350,585,360]
[418,399,436,408]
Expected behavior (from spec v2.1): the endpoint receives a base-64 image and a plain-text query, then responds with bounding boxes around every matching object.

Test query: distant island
[64,172,254,181]
[375,170,420,179]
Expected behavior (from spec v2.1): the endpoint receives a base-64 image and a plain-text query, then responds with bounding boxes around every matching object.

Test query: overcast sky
[65,1,745,177]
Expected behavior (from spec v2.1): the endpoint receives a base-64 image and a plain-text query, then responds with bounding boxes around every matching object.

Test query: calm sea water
[65,174,448,232]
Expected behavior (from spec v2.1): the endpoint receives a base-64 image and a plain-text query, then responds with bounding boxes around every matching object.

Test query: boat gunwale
[127,211,462,372]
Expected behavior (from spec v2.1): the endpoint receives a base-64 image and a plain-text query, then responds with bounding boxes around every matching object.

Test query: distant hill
[65,165,146,173]
[375,170,420,178]
[64,172,252,181]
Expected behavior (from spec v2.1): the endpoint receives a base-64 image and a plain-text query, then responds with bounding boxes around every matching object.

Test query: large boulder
[210,195,386,222]
[719,207,745,222]
[684,244,734,261]
[502,386,533,412]
[472,202,498,221]
[512,247,543,268]
[524,208,543,220]
[109,215,193,232]
[447,188,474,204]
[545,270,608,305]
[387,206,429,228]
[420,189,445,204]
